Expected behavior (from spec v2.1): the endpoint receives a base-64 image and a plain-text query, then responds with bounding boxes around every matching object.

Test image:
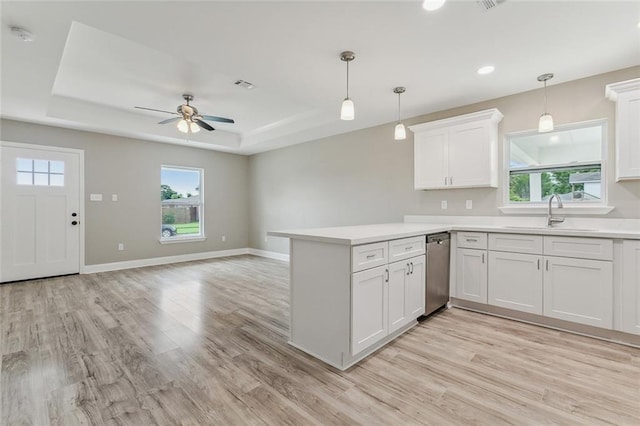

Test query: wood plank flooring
[1,255,639,425]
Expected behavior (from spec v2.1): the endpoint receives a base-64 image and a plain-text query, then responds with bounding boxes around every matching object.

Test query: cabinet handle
[410,262,414,274]
[482,253,485,263]
[366,254,376,259]
[537,259,540,270]
[385,268,389,282]
[406,264,410,276]
[466,238,478,242]
[444,177,447,186]
[449,176,453,185]
[405,246,413,251]
[545,260,549,271]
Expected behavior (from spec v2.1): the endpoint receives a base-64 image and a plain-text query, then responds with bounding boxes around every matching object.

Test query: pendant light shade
[341,98,355,121]
[538,113,554,133]
[189,121,200,133]
[537,73,554,133]
[340,51,355,121]
[393,86,406,140]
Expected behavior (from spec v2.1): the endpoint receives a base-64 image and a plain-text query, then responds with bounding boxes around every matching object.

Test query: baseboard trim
[83,248,250,274]
[247,248,290,262]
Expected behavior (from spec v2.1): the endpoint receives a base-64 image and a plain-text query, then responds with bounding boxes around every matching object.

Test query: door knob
[71,212,77,217]
[71,221,78,226]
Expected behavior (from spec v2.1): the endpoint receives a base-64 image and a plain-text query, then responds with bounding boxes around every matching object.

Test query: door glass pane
[49,161,65,174]
[34,172,48,186]
[49,174,65,186]
[17,158,33,172]
[17,172,33,185]
[34,160,49,173]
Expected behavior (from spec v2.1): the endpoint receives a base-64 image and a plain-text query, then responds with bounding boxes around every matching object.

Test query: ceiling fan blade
[134,106,179,115]
[195,119,215,131]
[200,114,235,124]
[158,117,181,125]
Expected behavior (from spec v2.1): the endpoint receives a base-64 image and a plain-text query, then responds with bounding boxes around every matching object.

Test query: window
[160,165,204,241]
[16,158,65,186]
[506,120,606,205]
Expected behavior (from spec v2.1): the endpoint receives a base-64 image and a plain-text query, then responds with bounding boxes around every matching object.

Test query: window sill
[498,205,615,215]
[159,236,207,244]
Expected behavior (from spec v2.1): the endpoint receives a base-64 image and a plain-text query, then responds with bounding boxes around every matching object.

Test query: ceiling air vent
[477,0,505,11]
[234,79,254,89]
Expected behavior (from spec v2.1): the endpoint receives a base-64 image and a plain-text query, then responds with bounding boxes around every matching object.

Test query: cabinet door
[456,248,487,303]
[351,265,388,355]
[448,121,494,187]
[406,255,426,318]
[488,251,543,315]
[615,89,640,180]
[414,129,448,189]
[543,256,613,329]
[621,240,640,335]
[388,260,409,334]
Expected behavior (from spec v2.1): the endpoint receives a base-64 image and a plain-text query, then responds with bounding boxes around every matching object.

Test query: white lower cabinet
[351,265,388,355]
[621,240,640,335]
[352,251,426,356]
[456,248,488,304]
[543,256,613,328]
[488,251,543,315]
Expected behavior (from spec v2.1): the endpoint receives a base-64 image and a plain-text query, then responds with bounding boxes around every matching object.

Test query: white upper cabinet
[606,78,640,181]
[410,109,503,190]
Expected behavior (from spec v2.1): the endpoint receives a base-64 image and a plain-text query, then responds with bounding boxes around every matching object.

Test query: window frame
[159,164,205,243]
[500,119,613,215]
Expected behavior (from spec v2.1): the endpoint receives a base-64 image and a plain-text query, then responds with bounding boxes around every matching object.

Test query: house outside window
[506,120,606,206]
[161,165,204,241]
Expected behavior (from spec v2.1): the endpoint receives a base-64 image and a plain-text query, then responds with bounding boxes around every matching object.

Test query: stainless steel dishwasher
[424,233,450,316]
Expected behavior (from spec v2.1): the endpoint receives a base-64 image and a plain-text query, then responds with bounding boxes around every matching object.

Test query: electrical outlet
[466,199,473,209]
[112,194,118,201]
[441,200,447,210]
[221,235,226,242]
[118,243,124,251]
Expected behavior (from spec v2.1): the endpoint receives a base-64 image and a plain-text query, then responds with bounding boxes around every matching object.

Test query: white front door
[1,144,81,282]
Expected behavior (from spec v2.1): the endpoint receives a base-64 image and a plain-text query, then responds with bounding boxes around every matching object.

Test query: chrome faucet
[547,193,565,227]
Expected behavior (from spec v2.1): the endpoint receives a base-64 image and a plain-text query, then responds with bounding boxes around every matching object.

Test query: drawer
[389,236,425,263]
[543,236,613,261]
[352,241,388,273]
[489,233,543,255]
[457,232,488,250]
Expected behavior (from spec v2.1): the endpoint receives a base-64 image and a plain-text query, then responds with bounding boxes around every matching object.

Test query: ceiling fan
[135,94,235,134]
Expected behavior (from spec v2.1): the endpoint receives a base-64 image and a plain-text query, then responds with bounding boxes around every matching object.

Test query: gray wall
[250,67,640,254]
[1,120,249,265]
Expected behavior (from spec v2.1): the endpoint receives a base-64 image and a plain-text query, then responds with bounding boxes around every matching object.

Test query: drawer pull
[404,246,413,251]
[366,254,376,259]
[537,259,540,270]
[466,238,478,242]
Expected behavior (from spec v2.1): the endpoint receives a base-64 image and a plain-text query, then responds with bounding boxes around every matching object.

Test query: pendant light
[422,0,446,11]
[393,87,406,140]
[537,73,554,133]
[340,51,355,120]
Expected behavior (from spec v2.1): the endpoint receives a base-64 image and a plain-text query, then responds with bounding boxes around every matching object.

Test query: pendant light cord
[543,80,548,114]
[397,92,401,122]
[346,60,350,98]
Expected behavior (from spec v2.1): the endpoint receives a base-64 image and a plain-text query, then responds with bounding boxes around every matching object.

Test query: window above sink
[500,119,613,215]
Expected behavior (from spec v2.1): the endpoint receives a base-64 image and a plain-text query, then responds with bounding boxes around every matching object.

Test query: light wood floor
[1,255,639,425]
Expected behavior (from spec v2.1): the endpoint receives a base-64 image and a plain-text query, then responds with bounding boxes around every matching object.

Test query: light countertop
[268,221,640,246]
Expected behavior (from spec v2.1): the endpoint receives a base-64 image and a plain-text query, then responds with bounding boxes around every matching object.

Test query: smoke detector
[477,0,505,11]
[10,26,35,42]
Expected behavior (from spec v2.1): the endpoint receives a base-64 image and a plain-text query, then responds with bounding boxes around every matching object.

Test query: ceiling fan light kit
[340,51,356,121]
[537,73,554,133]
[135,93,235,135]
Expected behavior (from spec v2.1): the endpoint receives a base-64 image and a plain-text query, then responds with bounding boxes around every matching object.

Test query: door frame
[0,141,86,275]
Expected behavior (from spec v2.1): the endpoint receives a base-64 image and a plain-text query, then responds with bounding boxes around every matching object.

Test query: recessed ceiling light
[477,65,495,75]
[422,0,446,12]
